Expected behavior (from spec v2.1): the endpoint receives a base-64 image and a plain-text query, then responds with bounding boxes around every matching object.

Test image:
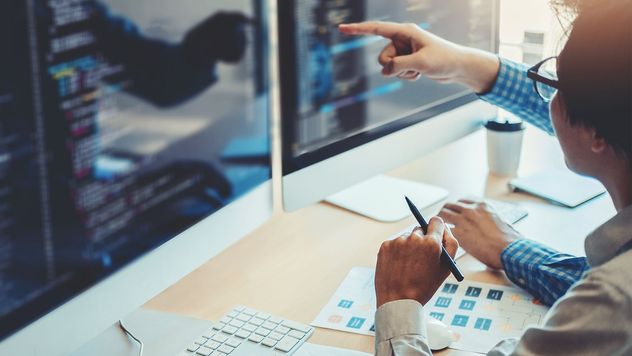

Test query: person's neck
[598,161,632,212]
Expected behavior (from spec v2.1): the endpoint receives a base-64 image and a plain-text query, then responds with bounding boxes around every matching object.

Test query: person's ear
[590,129,607,154]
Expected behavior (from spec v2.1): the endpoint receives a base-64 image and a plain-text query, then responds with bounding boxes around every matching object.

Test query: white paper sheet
[295,343,371,356]
[312,267,549,353]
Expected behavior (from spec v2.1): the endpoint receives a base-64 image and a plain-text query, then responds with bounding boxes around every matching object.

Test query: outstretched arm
[339,22,554,134]
[93,3,249,107]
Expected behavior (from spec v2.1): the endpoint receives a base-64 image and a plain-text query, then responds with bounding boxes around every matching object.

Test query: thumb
[385,54,419,76]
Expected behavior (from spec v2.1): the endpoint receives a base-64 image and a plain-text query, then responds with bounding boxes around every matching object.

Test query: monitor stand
[70,308,211,356]
[325,175,449,222]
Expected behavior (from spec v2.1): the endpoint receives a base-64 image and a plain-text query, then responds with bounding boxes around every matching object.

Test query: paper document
[312,267,549,353]
[295,343,371,356]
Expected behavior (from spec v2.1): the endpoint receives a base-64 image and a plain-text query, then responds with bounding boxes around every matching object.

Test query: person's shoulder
[581,250,632,304]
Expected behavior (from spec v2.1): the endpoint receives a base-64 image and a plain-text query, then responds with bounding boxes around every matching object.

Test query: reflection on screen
[291,0,495,155]
[0,0,269,340]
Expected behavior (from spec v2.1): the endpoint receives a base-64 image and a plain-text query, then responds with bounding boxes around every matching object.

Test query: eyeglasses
[527,56,559,102]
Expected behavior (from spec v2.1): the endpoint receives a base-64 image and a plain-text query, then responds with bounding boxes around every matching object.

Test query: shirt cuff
[478,57,530,104]
[500,239,553,289]
[375,299,427,343]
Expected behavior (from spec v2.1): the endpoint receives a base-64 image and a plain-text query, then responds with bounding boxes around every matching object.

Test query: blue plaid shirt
[479,58,591,306]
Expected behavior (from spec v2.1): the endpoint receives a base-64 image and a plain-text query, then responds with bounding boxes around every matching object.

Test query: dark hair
[555,0,632,166]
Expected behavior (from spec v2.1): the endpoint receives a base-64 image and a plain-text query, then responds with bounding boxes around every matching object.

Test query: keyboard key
[262,321,278,330]
[249,317,265,326]
[202,330,216,339]
[236,314,252,322]
[256,312,271,319]
[220,316,233,324]
[187,343,200,352]
[255,327,270,337]
[227,311,239,318]
[235,330,251,339]
[269,332,284,341]
[242,323,256,332]
[275,336,300,352]
[288,330,306,339]
[206,341,221,350]
[243,308,257,316]
[194,337,207,345]
[196,346,213,356]
[212,323,225,331]
[234,305,246,312]
[211,334,228,344]
[274,326,290,335]
[281,320,312,334]
[261,337,277,347]
[218,345,234,354]
[210,352,227,356]
[221,326,238,335]
[225,338,241,348]
[248,334,264,343]
[268,316,283,324]
[229,319,244,328]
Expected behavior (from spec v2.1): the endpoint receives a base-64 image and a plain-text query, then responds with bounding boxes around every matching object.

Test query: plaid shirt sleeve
[478,58,554,135]
[501,239,590,306]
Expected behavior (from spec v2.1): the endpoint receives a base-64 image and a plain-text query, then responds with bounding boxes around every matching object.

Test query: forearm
[501,239,590,306]
[93,3,218,107]
[454,46,501,94]
[478,58,554,134]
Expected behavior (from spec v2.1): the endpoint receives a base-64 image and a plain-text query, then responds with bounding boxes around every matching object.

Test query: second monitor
[279,0,499,219]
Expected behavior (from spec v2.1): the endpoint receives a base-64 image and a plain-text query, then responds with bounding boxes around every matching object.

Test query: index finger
[426,216,446,243]
[338,21,404,39]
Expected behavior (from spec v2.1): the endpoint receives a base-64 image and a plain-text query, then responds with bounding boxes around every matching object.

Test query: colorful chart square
[429,312,445,321]
[442,283,459,294]
[327,315,343,324]
[338,299,354,309]
[451,314,469,327]
[347,317,366,329]
[435,297,452,308]
[459,299,476,311]
[465,286,482,297]
[474,318,492,331]
[487,289,504,300]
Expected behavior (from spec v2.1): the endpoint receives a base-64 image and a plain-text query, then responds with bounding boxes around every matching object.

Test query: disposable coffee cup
[485,119,525,176]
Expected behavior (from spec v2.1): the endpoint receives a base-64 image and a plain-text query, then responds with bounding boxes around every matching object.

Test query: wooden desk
[144,127,615,354]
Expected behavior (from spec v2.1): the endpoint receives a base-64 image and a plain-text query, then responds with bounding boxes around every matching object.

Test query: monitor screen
[0,0,269,341]
[280,0,498,174]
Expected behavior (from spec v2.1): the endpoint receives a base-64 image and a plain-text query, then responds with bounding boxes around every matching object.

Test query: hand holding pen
[406,196,464,282]
[375,201,460,307]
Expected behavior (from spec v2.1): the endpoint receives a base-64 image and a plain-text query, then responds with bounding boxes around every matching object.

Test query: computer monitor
[0,1,270,355]
[279,0,499,218]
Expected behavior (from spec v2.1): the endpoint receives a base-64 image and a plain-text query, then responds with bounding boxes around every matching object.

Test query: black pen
[405,196,464,282]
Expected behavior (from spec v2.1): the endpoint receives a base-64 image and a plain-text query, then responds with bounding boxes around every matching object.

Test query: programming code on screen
[0,0,269,340]
[288,0,495,156]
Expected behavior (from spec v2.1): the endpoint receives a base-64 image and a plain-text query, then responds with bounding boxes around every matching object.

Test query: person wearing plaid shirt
[340,0,632,353]
[478,58,591,306]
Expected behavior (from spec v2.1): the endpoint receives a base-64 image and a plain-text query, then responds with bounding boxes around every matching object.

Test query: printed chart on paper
[312,267,549,353]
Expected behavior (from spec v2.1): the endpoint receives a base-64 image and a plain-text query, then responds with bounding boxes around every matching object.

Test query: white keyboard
[180,306,314,356]
[486,199,528,224]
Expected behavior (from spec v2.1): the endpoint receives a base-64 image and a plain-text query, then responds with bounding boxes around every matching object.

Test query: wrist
[455,47,500,94]
[377,289,429,308]
[490,238,513,270]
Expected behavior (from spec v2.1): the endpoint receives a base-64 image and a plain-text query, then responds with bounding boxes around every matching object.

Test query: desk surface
[145,127,615,354]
